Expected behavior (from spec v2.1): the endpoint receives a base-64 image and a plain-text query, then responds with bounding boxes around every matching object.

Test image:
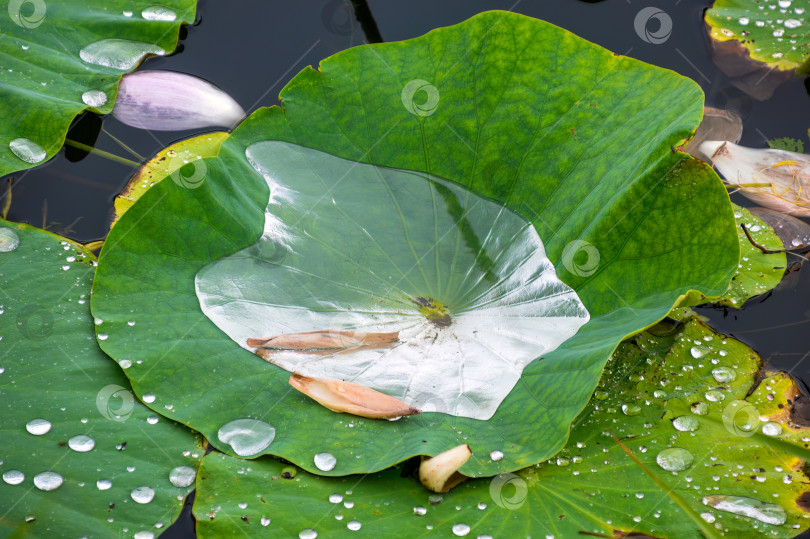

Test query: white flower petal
[113,70,245,131]
[701,140,810,217]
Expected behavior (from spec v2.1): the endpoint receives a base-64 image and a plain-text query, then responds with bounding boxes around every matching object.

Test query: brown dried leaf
[288,373,420,419]
[247,330,398,351]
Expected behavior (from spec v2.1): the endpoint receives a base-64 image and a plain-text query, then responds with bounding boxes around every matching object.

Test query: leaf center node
[413,296,451,327]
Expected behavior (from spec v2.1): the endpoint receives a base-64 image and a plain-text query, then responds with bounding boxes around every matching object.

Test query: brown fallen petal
[288,373,420,419]
[247,330,398,351]
[419,444,472,493]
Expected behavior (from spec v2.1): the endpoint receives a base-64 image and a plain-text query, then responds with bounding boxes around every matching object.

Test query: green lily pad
[112,131,227,225]
[192,314,810,538]
[705,0,810,71]
[91,11,739,476]
[0,0,196,177]
[716,205,786,307]
[674,204,786,309]
[0,219,203,536]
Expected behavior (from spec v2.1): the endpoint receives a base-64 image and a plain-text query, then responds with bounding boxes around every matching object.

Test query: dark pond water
[4,0,810,537]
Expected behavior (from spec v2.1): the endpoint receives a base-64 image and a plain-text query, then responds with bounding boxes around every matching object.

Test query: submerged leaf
[113,70,245,131]
[288,373,420,419]
[419,444,472,493]
[701,140,810,216]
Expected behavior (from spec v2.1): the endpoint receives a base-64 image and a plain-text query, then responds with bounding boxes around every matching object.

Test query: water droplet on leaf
[314,452,337,471]
[0,229,20,252]
[217,418,276,456]
[9,138,46,164]
[68,435,95,452]
[702,495,787,525]
[81,90,108,107]
[33,471,63,491]
[141,6,176,21]
[26,418,51,435]
[79,39,165,70]
[169,466,196,488]
[656,447,694,471]
[2,470,24,485]
[672,416,700,432]
[131,486,155,504]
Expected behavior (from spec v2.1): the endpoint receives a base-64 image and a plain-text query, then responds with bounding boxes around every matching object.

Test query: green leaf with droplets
[112,131,227,225]
[0,219,203,536]
[705,0,810,71]
[191,314,810,538]
[715,205,786,308]
[674,204,786,309]
[0,0,196,177]
[91,11,739,477]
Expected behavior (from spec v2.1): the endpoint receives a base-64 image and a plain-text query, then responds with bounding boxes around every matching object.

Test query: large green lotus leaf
[705,0,810,71]
[192,314,810,538]
[0,0,196,177]
[91,11,739,476]
[0,219,203,536]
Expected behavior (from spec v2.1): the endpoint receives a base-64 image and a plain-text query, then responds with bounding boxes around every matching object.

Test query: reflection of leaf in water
[685,107,742,163]
[750,206,810,250]
[432,182,497,285]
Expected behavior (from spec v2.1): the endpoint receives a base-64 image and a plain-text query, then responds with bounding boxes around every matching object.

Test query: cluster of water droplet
[714,0,806,61]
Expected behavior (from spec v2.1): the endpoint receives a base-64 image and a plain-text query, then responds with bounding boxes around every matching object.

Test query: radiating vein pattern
[195,141,589,420]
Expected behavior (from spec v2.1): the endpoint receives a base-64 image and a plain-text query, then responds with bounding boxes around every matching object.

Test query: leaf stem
[351,0,384,43]
[741,223,809,255]
[101,127,145,161]
[608,432,722,539]
[64,139,141,168]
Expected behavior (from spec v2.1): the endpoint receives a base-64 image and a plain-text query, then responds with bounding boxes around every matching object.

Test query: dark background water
[4,0,809,536]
